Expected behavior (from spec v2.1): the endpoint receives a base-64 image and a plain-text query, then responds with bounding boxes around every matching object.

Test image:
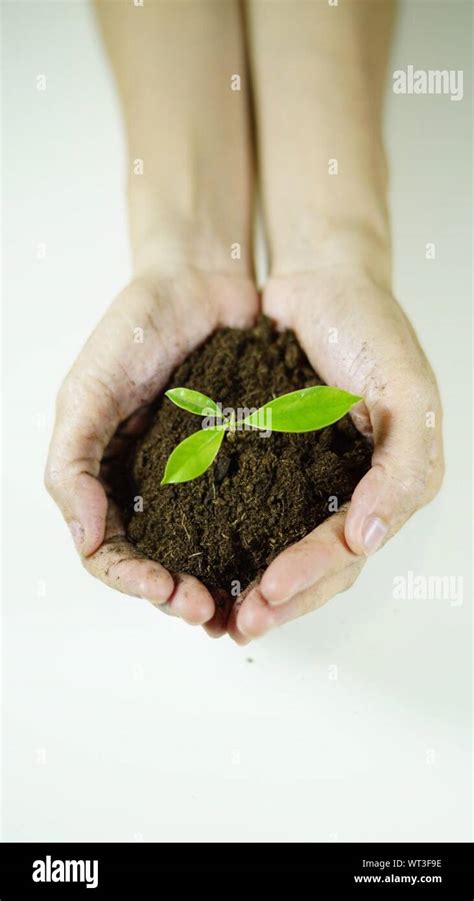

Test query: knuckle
[44,461,59,496]
[56,373,78,410]
[84,536,127,580]
[381,456,427,505]
[379,438,442,511]
[341,564,362,592]
[404,465,430,500]
[43,457,79,494]
[410,371,437,401]
[332,562,363,598]
[43,464,53,493]
[301,581,326,614]
[393,365,439,411]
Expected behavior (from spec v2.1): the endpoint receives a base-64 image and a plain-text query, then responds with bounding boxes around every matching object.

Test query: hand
[45,267,258,635]
[228,266,444,643]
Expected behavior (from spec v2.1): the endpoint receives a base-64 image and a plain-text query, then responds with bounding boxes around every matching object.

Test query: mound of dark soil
[124,317,371,592]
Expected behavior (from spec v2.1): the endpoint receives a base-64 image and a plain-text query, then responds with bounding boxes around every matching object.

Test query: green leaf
[161,427,225,485]
[165,387,221,418]
[241,386,362,433]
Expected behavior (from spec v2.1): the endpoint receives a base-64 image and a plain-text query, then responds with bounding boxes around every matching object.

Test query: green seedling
[161,385,362,485]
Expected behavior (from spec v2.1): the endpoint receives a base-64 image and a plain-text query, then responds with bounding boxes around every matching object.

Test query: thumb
[45,372,120,556]
[345,395,444,556]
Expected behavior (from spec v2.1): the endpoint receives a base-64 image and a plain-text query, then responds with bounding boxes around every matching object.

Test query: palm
[263,270,430,397]
[226,268,442,643]
[46,269,259,635]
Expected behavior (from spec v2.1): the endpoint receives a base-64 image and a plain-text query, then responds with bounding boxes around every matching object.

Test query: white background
[3,0,472,841]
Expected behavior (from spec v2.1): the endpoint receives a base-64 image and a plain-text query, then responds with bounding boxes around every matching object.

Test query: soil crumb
[124,317,372,592]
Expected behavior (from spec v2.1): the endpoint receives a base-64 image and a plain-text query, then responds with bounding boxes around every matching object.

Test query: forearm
[95,0,253,275]
[246,0,395,283]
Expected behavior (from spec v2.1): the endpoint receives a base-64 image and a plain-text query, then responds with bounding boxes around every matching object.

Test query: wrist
[262,124,391,286]
[269,212,392,290]
[128,177,254,279]
[128,114,253,275]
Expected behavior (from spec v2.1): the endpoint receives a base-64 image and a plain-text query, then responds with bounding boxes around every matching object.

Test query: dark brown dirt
[123,317,372,593]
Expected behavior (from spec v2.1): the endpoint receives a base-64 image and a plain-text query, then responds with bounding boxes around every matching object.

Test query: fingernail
[137,581,169,606]
[362,516,388,555]
[169,594,208,625]
[238,605,273,639]
[264,582,296,607]
[262,573,309,607]
[69,520,84,549]
[237,608,258,637]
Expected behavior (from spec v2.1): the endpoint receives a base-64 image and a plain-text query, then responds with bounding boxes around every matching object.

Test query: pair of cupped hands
[45,264,444,643]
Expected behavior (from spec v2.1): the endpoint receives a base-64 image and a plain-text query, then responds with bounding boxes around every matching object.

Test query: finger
[45,372,121,556]
[84,501,175,606]
[226,580,259,646]
[84,501,214,624]
[345,393,444,556]
[227,609,252,646]
[102,406,154,461]
[259,509,356,606]
[202,590,233,639]
[85,535,175,606]
[167,575,215,626]
[232,562,363,641]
